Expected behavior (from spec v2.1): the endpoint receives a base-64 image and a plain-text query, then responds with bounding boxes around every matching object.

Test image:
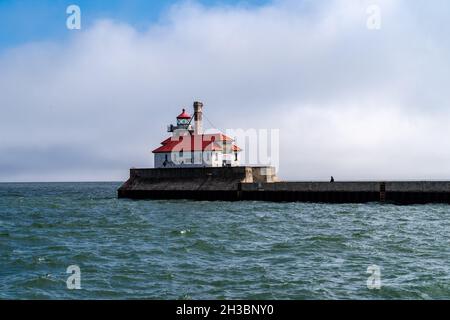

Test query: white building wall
[154,151,241,168]
[154,153,168,168]
[222,152,240,167]
[154,151,220,168]
[211,152,221,167]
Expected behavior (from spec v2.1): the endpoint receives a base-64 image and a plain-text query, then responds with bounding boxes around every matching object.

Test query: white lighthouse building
[152,101,242,168]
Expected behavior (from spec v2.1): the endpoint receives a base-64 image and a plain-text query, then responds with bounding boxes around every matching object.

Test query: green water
[0,182,449,299]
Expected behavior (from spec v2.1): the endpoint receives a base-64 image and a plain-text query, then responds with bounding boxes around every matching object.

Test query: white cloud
[1,0,450,181]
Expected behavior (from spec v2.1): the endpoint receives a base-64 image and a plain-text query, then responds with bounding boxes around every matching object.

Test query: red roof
[177,109,191,119]
[153,134,241,153]
[160,133,233,146]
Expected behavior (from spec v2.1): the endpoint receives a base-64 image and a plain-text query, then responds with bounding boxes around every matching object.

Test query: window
[191,152,195,164]
[215,153,219,161]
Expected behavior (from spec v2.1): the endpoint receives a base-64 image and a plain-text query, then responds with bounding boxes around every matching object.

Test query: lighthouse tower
[167,108,193,134]
[152,101,242,168]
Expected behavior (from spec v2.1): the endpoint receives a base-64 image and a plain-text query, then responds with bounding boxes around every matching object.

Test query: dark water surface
[0,182,449,299]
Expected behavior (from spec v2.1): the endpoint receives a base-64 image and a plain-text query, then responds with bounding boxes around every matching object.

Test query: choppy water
[0,182,449,299]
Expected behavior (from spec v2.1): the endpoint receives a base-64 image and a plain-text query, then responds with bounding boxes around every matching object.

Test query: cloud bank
[1,0,450,181]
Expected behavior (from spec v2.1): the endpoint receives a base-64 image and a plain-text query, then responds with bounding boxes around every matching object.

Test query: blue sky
[0,0,270,49]
[1,0,450,181]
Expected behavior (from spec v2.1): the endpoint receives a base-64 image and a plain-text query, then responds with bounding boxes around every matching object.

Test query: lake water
[0,182,449,299]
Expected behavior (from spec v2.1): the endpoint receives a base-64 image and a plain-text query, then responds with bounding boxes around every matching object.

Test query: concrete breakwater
[118,167,450,204]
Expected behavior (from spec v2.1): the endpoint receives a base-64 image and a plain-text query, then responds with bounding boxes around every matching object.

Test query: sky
[1,0,450,182]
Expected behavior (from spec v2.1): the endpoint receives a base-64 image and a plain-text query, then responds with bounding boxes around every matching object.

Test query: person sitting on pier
[330,176,335,183]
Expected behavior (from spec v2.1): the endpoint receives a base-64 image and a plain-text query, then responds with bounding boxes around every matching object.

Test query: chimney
[193,101,203,135]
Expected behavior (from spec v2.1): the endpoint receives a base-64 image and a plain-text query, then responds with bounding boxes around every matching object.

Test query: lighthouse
[152,101,242,168]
